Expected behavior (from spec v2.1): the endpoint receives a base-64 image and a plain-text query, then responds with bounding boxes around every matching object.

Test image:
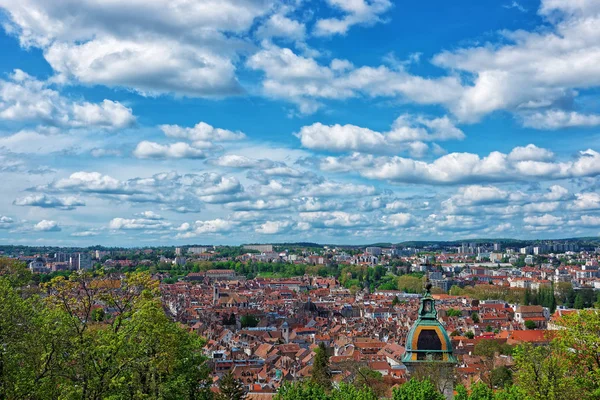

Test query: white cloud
[385,200,410,211]
[300,211,367,228]
[53,172,126,194]
[211,155,273,169]
[247,44,462,114]
[34,219,61,232]
[133,141,206,159]
[508,144,554,162]
[544,185,569,201]
[109,217,170,230]
[522,201,560,213]
[320,148,600,184]
[314,0,392,36]
[160,122,245,143]
[296,115,464,155]
[229,199,291,211]
[382,212,414,227]
[177,218,237,238]
[570,215,600,227]
[445,185,510,207]
[431,2,600,122]
[256,220,291,234]
[523,214,563,226]
[0,0,276,96]
[301,181,376,197]
[0,216,14,229]
[522,110,600,129]
[256,13,305,40]
[13,194,85,210]
[135,211,163,220]
[0,129,83,154]
[570,192,600,210]
[71,230,100,237]
[0,70,135,128]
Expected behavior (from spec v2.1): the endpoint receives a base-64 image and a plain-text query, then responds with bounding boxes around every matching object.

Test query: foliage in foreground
[0,259,211,400]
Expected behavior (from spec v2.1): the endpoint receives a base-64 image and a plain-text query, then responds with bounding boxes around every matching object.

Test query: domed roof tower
[402,281,457,364]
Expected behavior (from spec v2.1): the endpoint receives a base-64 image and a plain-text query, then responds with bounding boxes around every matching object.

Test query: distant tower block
[402,280,457,399]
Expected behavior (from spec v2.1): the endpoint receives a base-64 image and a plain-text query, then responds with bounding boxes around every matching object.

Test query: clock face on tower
[423,300,432,313]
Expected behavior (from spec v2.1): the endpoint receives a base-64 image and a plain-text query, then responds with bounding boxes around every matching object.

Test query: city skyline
[1,0,600,246]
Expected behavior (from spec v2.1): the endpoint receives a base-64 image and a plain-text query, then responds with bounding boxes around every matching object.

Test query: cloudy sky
[0,0,599,246]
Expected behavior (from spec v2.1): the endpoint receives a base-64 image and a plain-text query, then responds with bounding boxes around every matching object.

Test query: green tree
[275,381,328,400]
[396,275,423,293]
[218,372,246,400]
[392,379,444,400]
[553,309,600,397]
[492,385,529,400]
[312,342,332,390]
[0,258,32,288]
[353,367,386,398]
[473,340,512,388]
[446,308,462,317]
[467,382,493,400]
[465,331,475,339]
[392,296,400,306]
[471,312,480,323]
[491,366,513,389]
[275,382,376,400]
[574,293,584,309]
[240,314,259,328]
[524,320,536,329]
[513,343,578,400]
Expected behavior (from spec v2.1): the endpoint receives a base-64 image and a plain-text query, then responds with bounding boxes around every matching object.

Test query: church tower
[402,281,457,399]
[281,321,290,344]
[213,285,219,305]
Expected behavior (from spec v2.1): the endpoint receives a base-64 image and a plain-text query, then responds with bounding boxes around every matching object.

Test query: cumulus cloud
[256,220,291,234]
[508,144,554,162]
[247,43,462,114]
[522,110,600,129]
[0,216,15,229]
[256,13,305,40]
[176,218,237,238]
[13,194,85,210]
[544,185,569,201]
[211,155,273,169]
[295,115,464,155]
[382,212,414,227]
[0,0,276,96]
[570,192,600,210]
[523,214,563,226]
[109,217,171,230]
[0,70,135,128]
[246,1,600,123]
[314,0,392,36]
[570,215,600,227]
[160,122,245,143]
[34,219,61,232]
[319,147,600,184]
[299,211,367,228]
[133,141,206,159]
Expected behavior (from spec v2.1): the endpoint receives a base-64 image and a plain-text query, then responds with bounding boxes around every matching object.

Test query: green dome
[402,283,457,364]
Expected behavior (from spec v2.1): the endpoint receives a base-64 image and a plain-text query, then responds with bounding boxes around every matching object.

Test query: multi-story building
[366,247,382,256]
[243,244,273,252]
[54,252,70,263]
[188,247,209,255]
[71,252,92,270]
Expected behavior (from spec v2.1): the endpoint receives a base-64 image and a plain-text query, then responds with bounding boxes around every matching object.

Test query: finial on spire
[425,277,432,295]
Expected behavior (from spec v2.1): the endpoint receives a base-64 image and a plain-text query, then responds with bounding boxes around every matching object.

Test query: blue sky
[0,0,599,246]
